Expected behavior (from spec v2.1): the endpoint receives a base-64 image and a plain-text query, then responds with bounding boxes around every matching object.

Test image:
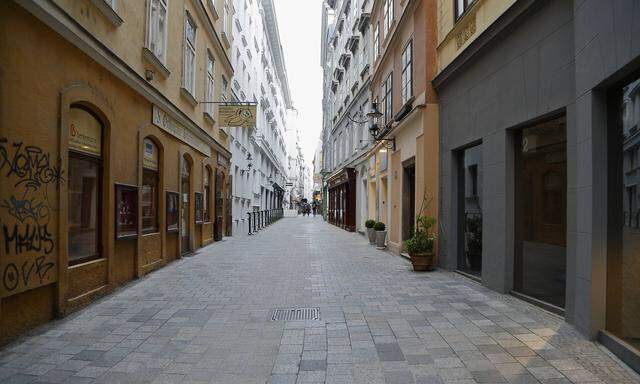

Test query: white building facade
[321,0,374,231]
[228,0,293,235]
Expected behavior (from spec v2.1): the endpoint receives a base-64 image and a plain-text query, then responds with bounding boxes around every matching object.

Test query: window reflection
[459,144,482,276]
[608,77,640,351]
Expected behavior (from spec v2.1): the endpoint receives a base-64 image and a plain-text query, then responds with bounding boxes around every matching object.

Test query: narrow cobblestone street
[1,217,639,384]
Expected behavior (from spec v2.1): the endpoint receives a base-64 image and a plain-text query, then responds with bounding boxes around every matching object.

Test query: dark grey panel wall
[438,0,575,293]
[438,0,640,339]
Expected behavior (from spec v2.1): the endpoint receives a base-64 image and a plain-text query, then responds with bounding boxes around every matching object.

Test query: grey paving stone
[0,218,638,384]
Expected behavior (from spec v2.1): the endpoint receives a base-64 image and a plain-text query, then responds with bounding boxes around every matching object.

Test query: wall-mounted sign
[218,104,257,128]
[143,138,158,170]
[455,14,477,49]
[152,105,211,157]
[69,107,102,156]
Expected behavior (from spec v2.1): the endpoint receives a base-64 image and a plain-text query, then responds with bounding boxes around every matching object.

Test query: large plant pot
[366,228,376,244]
[409,252,434,271]
[375,230,387,249]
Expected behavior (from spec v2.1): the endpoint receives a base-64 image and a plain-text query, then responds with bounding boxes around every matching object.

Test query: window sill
[180,87,198,107]
[142,47,170,79]
[204,111,215,125]
[206,0,219,20]
[221,32,231,49]
[90,0,123,27]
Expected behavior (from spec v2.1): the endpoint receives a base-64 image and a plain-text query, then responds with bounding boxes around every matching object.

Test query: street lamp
[348,102,394,150]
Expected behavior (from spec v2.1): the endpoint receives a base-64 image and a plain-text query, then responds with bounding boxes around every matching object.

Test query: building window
[67,106,103,265]
[148,0,168,62]
[183,13,197,95]
[223,0,231,35]
[106,0,116,9]
[204,166,212,221]
[455,0,475,20]
[401,40,413,105]
[221,75,228,101]
[373,23,379,58]
[382,72,393,125]
[383,0,393,36]
[205,51,215,115]
[142,138,159,233]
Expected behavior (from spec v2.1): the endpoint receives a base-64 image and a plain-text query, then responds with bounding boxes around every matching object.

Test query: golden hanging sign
[218,104,257,128]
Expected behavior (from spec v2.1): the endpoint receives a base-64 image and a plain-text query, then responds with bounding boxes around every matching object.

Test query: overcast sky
[274,0,323,166]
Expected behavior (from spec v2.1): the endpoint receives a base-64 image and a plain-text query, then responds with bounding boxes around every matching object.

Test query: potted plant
[404,190,438,271]
[404,216,436,271]
[365,219,376,244]
[374,221,387,249]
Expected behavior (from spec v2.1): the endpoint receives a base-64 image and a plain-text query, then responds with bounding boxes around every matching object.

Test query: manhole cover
[271,307,320,321]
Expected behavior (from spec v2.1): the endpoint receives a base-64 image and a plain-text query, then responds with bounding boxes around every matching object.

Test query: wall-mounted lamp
[349,102,395,150]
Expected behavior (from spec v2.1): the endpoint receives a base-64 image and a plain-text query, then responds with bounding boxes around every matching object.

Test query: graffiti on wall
[0,137,61,297]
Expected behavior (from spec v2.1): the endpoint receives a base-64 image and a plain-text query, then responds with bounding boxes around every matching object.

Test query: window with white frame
[106,0,116,10]
[401,40,412,105]
[148,0,168,62]
[221,75,228,101]
[205,51,215,115]
[455,0,476,21]
[223,0,231,35]
[183,13,197,95]
[383,73,393,125]
[383,0,393,36]
[373,23,379,59]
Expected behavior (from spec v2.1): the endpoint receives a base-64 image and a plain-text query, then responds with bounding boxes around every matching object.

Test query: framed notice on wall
[195,192,204,224]
[166,191,179,233]
[115,183,138,240]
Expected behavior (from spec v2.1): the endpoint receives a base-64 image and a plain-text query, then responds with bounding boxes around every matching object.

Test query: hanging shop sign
[143,138,159,171]
[152,105,211,157]
[69,107,102,156]
[218,104,257,128]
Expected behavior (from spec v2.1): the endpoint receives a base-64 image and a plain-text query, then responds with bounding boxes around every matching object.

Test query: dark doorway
[457,144,483,276]
[402,159,416,242]
[181,156,191,255]
[515,115,567,309]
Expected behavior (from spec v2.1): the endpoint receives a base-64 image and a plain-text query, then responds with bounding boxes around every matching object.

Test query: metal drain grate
[271,307,320,321]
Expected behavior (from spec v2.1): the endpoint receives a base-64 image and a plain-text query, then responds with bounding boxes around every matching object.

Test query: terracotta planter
[409,251,434,271]
[366,227,376,244]
[375,230,387,249]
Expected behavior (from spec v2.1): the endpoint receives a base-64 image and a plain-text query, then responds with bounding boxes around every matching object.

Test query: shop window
[607,75,640,353]
[204,166,212,222]
[67,106,103,265]
[458,144,482,276]
[142,138,159,233]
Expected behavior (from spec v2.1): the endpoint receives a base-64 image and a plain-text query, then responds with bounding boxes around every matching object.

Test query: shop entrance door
[515,115,567,309]
[181,157,191,255]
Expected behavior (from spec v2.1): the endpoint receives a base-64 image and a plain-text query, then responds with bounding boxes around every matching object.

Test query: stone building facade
[0,0,233,345]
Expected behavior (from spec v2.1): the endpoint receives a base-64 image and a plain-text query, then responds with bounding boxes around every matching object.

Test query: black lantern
[347,100,394,150]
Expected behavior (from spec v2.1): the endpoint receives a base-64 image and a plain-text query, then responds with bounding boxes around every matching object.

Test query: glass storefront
[608,76,640,352]
[458,144,482,276]
[515,115,567,309]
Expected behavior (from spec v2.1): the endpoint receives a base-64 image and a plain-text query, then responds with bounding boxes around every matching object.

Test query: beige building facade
[367,0,439,256]
[0,0,233,345]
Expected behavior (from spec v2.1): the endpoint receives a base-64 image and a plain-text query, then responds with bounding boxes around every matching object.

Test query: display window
[142,138,159,233]
[68,106,103,265]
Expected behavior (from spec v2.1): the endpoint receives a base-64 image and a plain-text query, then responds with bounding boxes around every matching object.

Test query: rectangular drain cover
[271,307,320,321]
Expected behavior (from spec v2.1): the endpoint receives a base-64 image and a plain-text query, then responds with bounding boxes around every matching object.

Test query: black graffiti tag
[2,256,55,292]
[2,223,54,256]
[0,137,65,194]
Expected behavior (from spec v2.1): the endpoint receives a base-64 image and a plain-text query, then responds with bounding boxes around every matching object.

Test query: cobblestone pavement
[1,217,639,384]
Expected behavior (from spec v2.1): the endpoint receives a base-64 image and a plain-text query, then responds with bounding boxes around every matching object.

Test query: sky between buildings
[273,0,323,167]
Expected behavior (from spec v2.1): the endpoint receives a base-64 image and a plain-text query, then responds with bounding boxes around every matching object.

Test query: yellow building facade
[0,0,233,345]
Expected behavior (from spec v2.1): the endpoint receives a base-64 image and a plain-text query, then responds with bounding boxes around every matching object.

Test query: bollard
[247,212,252,235]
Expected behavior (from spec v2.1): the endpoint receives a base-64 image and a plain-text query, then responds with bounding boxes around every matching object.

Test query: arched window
[142,138,160,233]
[204,165,212,222]
[68,105,103,265]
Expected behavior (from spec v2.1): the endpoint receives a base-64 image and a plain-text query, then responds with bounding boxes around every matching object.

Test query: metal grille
[271,307,320,321]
